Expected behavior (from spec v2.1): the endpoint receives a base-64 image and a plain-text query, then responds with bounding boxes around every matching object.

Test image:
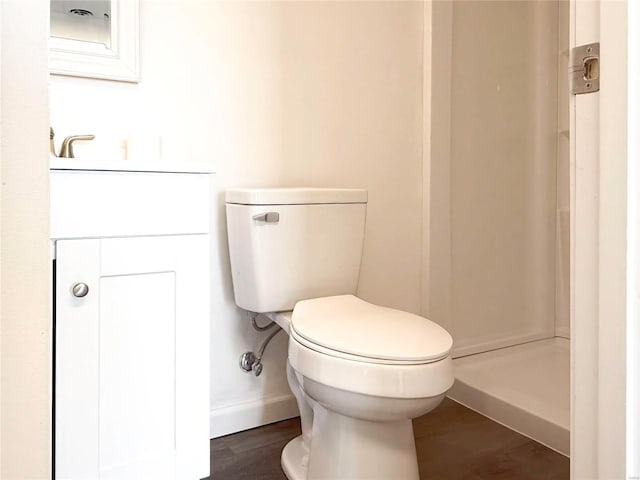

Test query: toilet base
[280,410,420,480]
[281,436,306,480]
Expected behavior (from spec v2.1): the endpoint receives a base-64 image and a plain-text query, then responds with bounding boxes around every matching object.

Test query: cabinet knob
[71,282,89,298]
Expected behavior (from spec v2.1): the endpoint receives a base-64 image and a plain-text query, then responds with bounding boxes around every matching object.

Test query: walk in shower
[428,1,570,455]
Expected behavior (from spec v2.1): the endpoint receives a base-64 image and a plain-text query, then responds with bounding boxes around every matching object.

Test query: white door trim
[569,2,599,475]
[571,1,631,478]
[626,0,640,476]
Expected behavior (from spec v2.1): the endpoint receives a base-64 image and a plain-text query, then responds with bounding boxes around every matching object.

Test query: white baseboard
[210,394,300,439]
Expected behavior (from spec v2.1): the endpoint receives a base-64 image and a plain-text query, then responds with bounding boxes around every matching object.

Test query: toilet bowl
[225,188,454,479]
[271,295,454,480]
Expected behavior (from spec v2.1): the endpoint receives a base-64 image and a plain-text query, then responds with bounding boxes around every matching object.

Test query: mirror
[51,1,112,49]
[49,0,139,82]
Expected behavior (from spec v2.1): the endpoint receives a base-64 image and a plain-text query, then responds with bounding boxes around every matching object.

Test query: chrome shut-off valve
[238,312,283,377]
[239,352,263,376]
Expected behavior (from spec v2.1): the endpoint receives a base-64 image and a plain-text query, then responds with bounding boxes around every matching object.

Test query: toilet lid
[290,295,453,364]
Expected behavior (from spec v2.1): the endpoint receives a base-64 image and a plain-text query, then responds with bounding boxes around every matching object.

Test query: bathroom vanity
[51,162,212,479]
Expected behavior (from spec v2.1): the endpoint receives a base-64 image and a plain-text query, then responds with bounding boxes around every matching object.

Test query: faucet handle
[50,127,56,157]
[59,134,95,158]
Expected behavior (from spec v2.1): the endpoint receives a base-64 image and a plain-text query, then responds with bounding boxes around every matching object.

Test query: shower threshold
[448,337,569,456]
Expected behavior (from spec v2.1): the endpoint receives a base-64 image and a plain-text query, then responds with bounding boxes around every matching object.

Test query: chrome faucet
[58,134,95,158]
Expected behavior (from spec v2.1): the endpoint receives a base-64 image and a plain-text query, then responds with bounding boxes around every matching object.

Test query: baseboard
[210,394,299,439]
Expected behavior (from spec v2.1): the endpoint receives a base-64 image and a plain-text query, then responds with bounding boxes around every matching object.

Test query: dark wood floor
[209,398,569,479]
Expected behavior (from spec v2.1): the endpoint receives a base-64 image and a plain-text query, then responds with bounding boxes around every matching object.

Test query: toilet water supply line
[239,312,282,376]
[250,312,275,331]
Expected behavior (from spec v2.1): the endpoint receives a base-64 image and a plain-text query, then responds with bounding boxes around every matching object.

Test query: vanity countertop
[50,158,216,174]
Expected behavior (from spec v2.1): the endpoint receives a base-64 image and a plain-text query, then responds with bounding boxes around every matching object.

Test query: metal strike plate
[570,43,599,95]
[252,212,280,224]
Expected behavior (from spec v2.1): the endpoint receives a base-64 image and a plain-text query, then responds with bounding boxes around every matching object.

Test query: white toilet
[226,188,454,480]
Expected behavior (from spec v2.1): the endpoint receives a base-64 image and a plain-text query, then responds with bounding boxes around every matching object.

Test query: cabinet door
[55,236,209,480]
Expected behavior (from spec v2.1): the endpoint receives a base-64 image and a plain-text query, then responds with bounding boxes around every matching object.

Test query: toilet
[226,188,454,480]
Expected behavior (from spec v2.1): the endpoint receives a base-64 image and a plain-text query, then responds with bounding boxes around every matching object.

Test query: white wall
[427,1,559,356]
[0,0,52,477]
[50,0,425,437]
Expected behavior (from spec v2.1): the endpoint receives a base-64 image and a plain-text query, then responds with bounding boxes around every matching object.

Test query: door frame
[0,1,52,478]
[625,1,640,475]
[571,0,638,478]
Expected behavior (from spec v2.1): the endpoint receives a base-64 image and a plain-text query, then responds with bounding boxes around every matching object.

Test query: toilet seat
[290,329,439,365]
[288,333,454,399]
[291,295,453,365]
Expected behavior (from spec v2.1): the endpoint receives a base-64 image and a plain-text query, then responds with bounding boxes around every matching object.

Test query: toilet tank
[226,188,367,313]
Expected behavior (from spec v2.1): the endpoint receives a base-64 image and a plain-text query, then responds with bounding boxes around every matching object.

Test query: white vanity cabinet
[51,167,211,480]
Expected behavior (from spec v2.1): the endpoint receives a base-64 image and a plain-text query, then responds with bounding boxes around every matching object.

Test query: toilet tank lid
[226,188,367,205]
